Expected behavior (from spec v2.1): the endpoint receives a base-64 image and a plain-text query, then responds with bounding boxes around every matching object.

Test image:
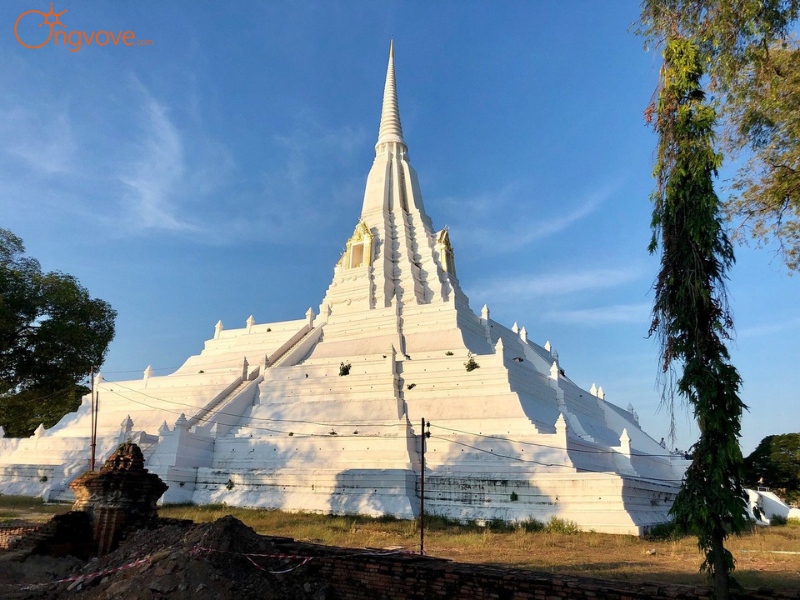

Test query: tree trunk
[712,531,730,600]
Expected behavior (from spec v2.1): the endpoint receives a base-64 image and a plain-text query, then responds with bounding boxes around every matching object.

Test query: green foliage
[487,518,515,533]
[646,520,688,541]
[376,513,398,523]
[744,433,800,504]
[640,1,800,273]
[338,361,351,376]
[0,229,116,437]
[544,517,581,535]
[647,37,749,597]
[519,518,544,533]
[639,1,800,84]
[728,46,800,272]
[464,352,480,372]
[420,514,480,532]
[770,514,788,526]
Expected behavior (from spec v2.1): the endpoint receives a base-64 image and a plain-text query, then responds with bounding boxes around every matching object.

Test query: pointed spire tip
[376,39,405,149]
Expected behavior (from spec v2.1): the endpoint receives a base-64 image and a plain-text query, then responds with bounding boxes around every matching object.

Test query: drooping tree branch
[648,36,749,600]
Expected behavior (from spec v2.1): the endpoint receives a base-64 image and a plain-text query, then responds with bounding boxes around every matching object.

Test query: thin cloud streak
[0,104,76,176]
[546,302,651,325]
[471,266,644,300]
[738,316,800,339]
[449,180,622,255]
[119,80,200,233]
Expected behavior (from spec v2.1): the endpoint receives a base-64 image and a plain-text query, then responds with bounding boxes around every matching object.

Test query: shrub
[488,518,515,533]
[339,362,351,376]
[645,520,686,541]
[545,517,581,534]
[423,514,480,532]
[376,513,398,523]
[510,491,519,502]
[520,518,545,532]
[771,514,788,526]
[464,352,480,372]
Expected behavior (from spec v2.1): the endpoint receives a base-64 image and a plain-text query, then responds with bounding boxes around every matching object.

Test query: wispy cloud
[447,180,622,255]
[738,316,800,339]
[0,103,76,176]
[229,119,369,243]
[119,79,200,233]
[470,266,644,300]
[546,302,651,325]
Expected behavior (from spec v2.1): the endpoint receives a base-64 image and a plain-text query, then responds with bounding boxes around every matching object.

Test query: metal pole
[420,417,425,556]
[90,367,96,471]
[94,390,99,466]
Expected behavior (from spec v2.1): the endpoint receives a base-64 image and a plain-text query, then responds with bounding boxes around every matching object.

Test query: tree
[646,37,748,599]
[727,46,800,271]
[744,433,800,504]
[640,1,800,272]
[0,228,116,437]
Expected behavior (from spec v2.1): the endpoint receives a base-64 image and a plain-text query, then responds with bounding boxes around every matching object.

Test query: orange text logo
[14,3,152,53]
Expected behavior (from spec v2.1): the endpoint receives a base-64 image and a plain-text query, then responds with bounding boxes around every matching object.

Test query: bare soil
[1,498,798,597]
[0,516,333,599]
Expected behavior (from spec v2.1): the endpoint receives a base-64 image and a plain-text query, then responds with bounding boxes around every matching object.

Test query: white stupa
[0,44,687,534]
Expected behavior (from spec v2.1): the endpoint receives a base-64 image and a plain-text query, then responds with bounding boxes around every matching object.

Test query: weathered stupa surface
[70,441,167,519]
[70,441,167,554]
[0,44,688,534]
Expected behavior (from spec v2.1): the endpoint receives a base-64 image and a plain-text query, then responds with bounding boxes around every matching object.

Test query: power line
[431,423,686,459]
[427,434,685,484]
[107,379,408,430]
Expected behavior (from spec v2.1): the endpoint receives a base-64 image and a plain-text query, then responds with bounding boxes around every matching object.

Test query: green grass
[0,494,69,523]
[2,496,799,591]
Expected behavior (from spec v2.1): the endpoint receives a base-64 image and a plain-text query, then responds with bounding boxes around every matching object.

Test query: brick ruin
[1,442,168,559]
[70,441,168,555]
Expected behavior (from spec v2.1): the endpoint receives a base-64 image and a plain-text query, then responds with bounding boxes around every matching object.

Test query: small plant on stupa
[464,352,480,372]
[339,361,351,376]
[226,479,235,490]
[445,351,454,356]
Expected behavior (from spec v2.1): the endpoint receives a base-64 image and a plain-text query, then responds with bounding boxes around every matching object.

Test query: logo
[14,3,152,52]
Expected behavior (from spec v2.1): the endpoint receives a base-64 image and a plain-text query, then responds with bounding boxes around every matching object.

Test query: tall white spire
[376,40,406,151]
[322,40,464,319]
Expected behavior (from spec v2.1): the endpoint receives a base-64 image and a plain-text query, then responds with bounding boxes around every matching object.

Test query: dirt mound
[0,516,332,599]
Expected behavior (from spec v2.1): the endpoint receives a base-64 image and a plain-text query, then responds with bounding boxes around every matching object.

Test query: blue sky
[1,1,797,454]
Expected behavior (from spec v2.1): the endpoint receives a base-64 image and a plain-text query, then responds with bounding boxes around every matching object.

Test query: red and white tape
[20,557,149,590]
[192,544,314,574]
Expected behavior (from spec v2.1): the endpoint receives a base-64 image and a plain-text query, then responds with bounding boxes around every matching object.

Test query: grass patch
[544,517,581,535]
[0,495,46,508]
[519,518,545,533]
[2,496,798,591]
[645,520,686,541]
[770,514,788,526]
[0,495,70,523]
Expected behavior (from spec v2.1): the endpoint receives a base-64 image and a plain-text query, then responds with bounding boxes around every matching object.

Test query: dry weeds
[3,496,798,592]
